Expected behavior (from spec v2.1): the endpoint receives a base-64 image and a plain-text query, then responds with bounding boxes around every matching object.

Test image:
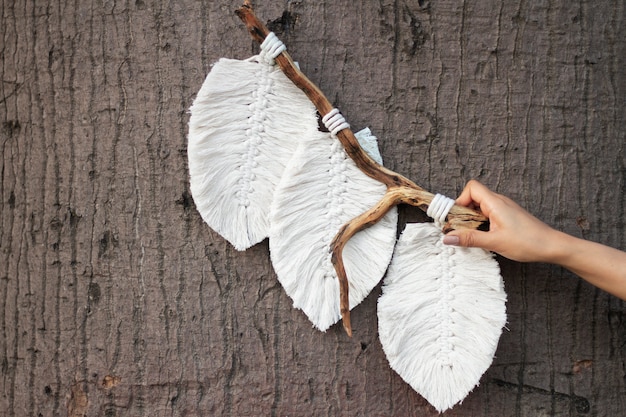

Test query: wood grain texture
[1,0,624,416]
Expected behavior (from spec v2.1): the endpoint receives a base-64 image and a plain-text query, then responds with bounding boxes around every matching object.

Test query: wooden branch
[235,3,488,336]
[330,187,486,335]
[330,189,406,337]
[236,3,418,189]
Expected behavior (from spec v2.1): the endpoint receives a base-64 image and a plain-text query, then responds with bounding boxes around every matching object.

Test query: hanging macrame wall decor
[188,2,507,413]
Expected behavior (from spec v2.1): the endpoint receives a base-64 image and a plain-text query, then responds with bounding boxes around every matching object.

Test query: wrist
[541,229,582,266]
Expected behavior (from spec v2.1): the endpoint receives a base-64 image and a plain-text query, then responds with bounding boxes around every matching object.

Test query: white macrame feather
[188,56,319,250]
[269,131,397,332]
[378,222,507,413]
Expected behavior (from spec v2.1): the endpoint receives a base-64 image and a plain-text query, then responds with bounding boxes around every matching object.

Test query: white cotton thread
[427,193,456,227]
[354,128,384,165]
[322,108,350,136]
[260,32,286,64]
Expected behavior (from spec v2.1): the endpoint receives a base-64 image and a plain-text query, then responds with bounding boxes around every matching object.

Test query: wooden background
[1,0,625,416]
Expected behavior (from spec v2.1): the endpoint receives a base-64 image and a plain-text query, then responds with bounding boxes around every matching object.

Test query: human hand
[443,180,561,263]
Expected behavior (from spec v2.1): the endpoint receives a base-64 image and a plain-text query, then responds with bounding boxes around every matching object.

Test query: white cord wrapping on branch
[260,32,286,64]
[427,193,456,228]
[322,108,351,136]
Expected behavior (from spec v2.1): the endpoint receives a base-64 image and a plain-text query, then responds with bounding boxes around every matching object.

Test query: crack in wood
[490,378,590,414]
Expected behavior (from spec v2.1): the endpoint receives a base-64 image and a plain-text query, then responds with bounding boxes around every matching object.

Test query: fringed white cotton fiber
[188,56,319,250]
[269,131,398,332]
[378,223,507,413]
[354,127,383,165]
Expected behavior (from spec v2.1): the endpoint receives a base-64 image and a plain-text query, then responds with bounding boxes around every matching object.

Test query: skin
[444,180,626,301]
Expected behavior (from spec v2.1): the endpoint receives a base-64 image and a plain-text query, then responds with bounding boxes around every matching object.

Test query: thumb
[443,229,493,251]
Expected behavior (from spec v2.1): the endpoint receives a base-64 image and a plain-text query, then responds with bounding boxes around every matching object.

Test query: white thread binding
[427,193,456,227]
[260,32,286,64]
[322,108,350,136]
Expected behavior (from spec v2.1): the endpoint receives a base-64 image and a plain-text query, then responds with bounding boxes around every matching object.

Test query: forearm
[548,231,626,301]
[448,180,626,301]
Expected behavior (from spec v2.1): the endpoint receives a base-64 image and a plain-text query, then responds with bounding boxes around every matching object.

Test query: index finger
[456,180,495,216]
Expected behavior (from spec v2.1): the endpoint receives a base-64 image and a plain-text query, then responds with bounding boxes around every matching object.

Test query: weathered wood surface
[1,1,624,416]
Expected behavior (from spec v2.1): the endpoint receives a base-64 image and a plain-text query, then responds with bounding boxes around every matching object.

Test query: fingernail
[443,235,460,246]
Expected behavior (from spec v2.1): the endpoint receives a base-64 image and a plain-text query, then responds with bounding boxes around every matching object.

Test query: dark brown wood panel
[1,1,624,416]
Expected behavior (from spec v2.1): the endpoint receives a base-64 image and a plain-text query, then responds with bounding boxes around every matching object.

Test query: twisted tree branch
[235,3,488,336]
